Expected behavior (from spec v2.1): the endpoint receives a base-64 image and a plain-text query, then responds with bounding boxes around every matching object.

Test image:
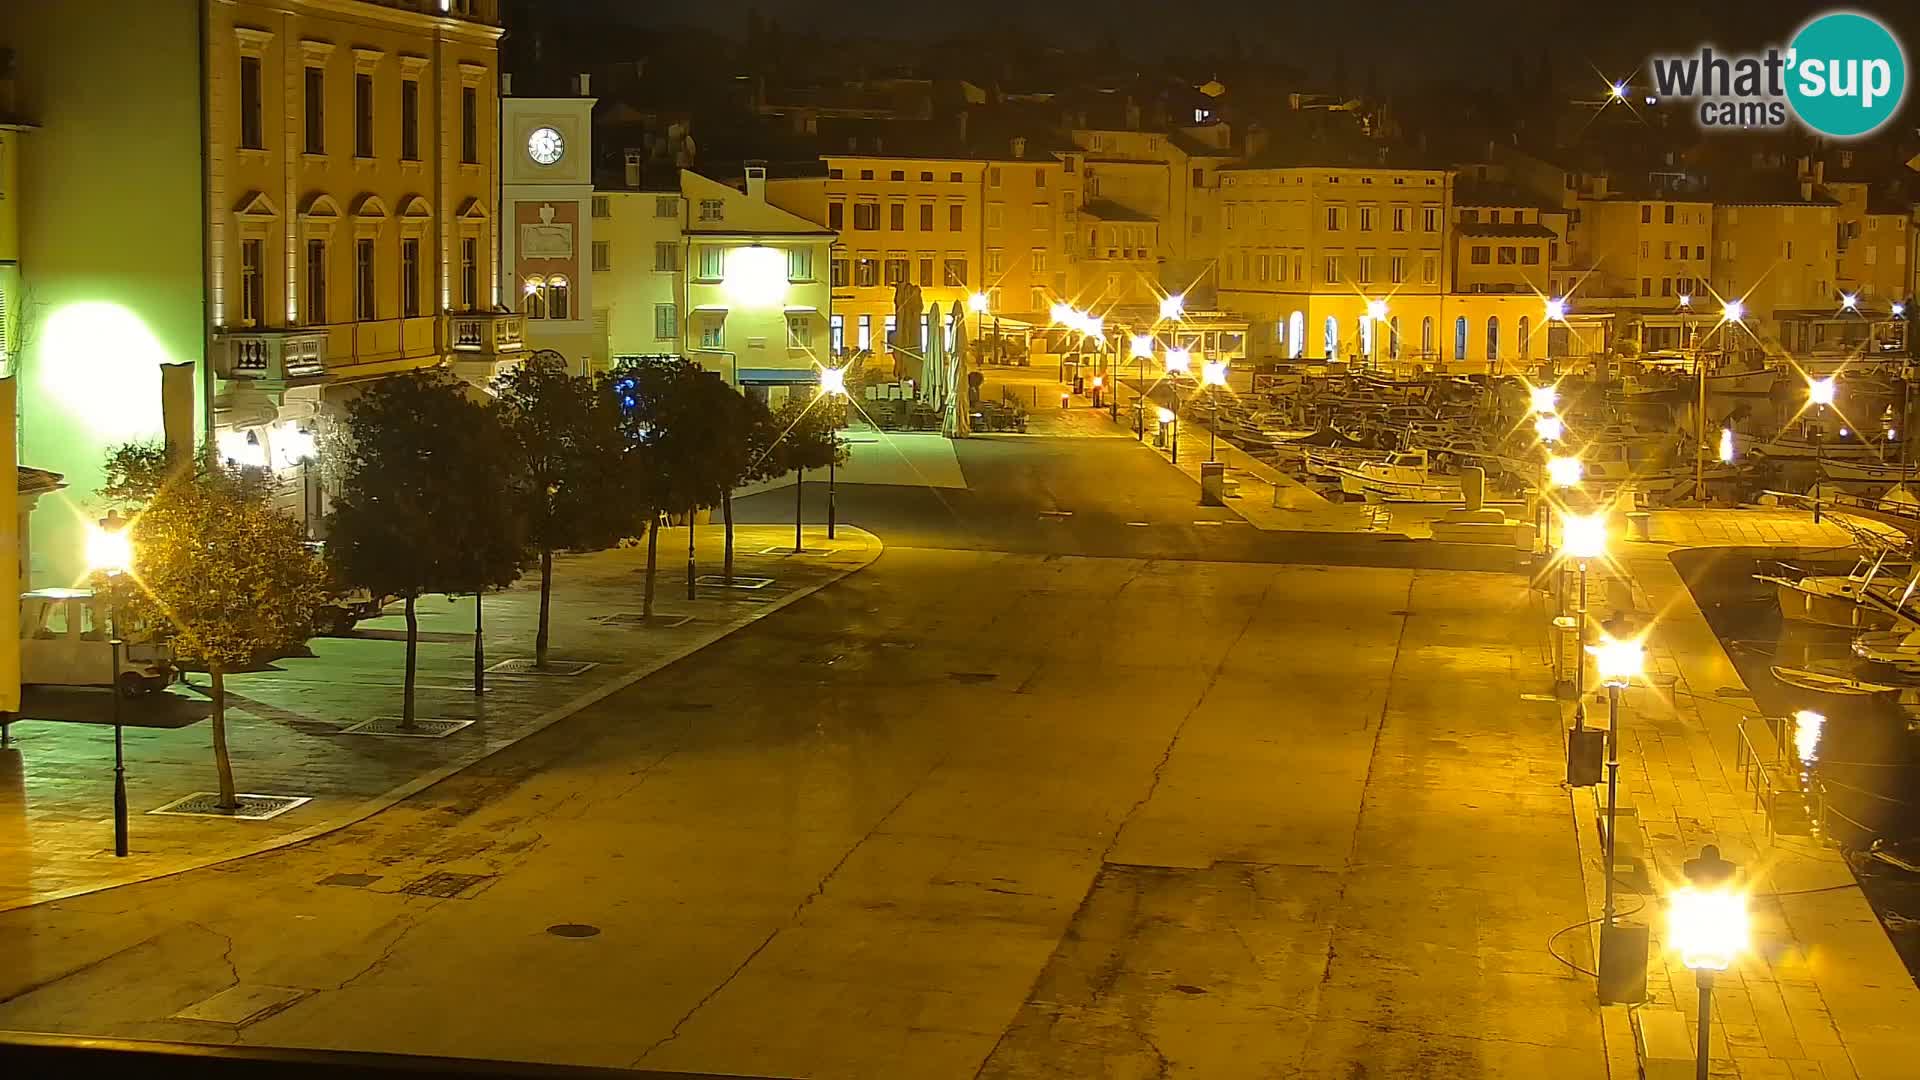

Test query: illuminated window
[523,277,546,319]
[1485,315,1499,360]
[699,316,724,349]
[857,314,871,350]
[883,257,908,285]
[239,239,264,326]
[1323,315,1338,358]
[1421,316,1434,355]
[943,257,968,287]
[854,258,878,287]
[830,257,849,287]
[355,239,376,321]
[1453,316,1467,360]
[1518,315,1531,357]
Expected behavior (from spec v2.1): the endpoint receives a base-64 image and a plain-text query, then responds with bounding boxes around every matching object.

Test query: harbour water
[1676,546,1920,983]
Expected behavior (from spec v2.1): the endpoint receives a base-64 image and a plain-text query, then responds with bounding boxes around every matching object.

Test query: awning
[692,303,730,312]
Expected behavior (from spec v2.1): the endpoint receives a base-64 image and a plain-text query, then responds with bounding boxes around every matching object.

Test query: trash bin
[1627,511,1652,541]
[1200,461,1226,506]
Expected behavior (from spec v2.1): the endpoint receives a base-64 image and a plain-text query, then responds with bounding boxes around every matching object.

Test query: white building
[594,152,684,366]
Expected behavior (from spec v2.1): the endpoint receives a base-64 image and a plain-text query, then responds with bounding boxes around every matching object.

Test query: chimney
[1800,178,1813,201]
[1125,98,1141,131]
[1010,136,1026,158]
[624,150,643,188]
[501,72,513,97]
[1814,160,1825,185]
[575,72,592,97]
[744,160,767,202]
[956,109,969,145]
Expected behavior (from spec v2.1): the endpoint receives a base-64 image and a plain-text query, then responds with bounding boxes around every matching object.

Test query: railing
[1733,714,1877,848]
[0,1031,789,1079]
[448,312,526,355]
[214,328,329,381]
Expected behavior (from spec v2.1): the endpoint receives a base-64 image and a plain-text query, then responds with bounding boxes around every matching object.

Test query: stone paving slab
[1555,520,1920,1079]
[0,525,881,912]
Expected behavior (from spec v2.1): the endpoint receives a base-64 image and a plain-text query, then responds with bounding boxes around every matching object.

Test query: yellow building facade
[1710,198,1838,333]
[1572,196,1715,309]
[1828,180,1910,306]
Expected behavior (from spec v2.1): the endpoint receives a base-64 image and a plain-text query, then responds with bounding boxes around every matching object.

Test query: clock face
[528,126,565,165]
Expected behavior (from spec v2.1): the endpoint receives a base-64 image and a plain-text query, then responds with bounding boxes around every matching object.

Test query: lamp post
[1808,376,1836,524]
[1202,360,1228,461]
[1165,347,1191,464]
[1157,407,1177,460]
[819,365,848,540]
[1366,298,1388,372]
[1544,453,1582,554]
[1588,635,1643,936]
[87,514,134,858]
[1562,513,1608,707]
[1129,334,1154,428]
[1672,845,1745,1080]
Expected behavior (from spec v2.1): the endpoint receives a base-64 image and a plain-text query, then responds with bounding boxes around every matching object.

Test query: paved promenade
[0,525,880,911]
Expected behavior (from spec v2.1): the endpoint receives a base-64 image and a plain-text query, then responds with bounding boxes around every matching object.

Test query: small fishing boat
[1332,449,1464,503]
[1820,459,1917,483]
[1304,446,1390,477]
[1852,627,1920,672]
[1756,553,1909,630]
[1770,664,1902,697]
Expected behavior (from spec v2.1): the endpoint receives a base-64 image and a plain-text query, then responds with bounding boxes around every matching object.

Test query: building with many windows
[499,83,594,374]
[592,156,683,366]
[2,0,506,579]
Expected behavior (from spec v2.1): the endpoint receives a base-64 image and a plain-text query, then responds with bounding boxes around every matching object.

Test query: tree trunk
[473,591,485,695]
[643,515,660,619]
[402,593,419,730]
[686,508,697,600]
[536,545,553,669]
[210,664,237,809]
[795,467,804,552]
[723,487,735,585]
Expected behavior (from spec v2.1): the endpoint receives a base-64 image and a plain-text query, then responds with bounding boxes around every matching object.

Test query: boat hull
[1760,577,1896,630]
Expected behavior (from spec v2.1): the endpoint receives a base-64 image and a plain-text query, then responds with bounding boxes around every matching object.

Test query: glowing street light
[1164,347,1192,376]
[1720,427,1735,464]
[1678,293,1693,308]
[88,510,134,859]
[968,291,989,314]
[818,366,848,540]
[1201,360,1229,461]
[1608,81,1627,100]
[1545,297,1568,321]
[1841,292,1859,312]
[1808,377,1836,523]
[1673,844,1746,1079]
[1561,512,1607,562]
[1587,632,1642,935]
[1535,414,1565,443]
[1049,302,1074,326]
[1546,455,1583,489]
[1529,385,1558,415]
[1130,334,1155,359]
[1201,360,1228,387]
[1721,298,1745,323]
[1895,302,1908,318]
[1159,293,1185,320]
[1807,376,1836,407]
[1366,298,1388,322]
[1155,405,1179,463]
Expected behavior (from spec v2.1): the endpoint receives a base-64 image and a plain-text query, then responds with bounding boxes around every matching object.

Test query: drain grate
[487,659,596,676]
[397,871,495,899]
[150,793,311,821]
[318,873,382,888]
[546,923,601,938]
[695,574,775,590]
[597,612,693,629]
[172,984,309,1026]
[947,671,998,685]
[340,717,474,739]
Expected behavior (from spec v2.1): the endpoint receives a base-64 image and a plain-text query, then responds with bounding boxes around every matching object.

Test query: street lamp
[1202,360,1228,461]
[1841,292,1859,312]
[1535,414,1565,443]
[1587,634,1643,939]
[1157,406,1178,462]
[1721,298,1744,324]
[1530,385,1558,415]
[87,513,134,858]
[1562,512,1608,705]
[1159,293,1185,321]
[1164,348,1191,462]
[819,365,848,540]
[1366,299,1388,370]
[1809,376,1836,522]
[1672,845,1745,1080]
[1547,455,1583,489]
[1546,297,1568,321]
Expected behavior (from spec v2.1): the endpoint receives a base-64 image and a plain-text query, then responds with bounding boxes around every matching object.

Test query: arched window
[1389,316,1401,359]
[1324,315,1338,359]
[1289,311,1305,358]
[1518,315,1531,358]
[547,276,571,320]
[1453,316,1467,360]
[1421,316,1434,357]
[1486,315,1500,361]
[1358,316,1371,358]
[524,277,547,320]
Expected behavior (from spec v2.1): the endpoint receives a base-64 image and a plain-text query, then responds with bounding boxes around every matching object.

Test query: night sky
[538,0,1920,95]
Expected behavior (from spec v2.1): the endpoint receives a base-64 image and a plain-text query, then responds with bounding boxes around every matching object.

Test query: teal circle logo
[1786,12,1906,137]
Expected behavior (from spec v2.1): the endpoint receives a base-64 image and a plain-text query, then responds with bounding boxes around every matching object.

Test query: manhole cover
[150,793,311,821]
[487,659,596,676]
[546,923,601,938]
[397,871,495,899]
[340,717,474,739]
[172,984,309,1026]
[318,873,382,888]
[695,575,775,589]
[947,671,998,685]
[597,612,693,629]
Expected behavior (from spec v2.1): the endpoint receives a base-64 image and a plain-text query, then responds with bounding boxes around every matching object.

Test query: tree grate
[150,793,312,821]
[758,546,830,557]
[340,717,474,739]
[694,575,775,589]
[596,612,693,629]
[486,659,595,676]
[396,871,495,898]
[318,873,382,888]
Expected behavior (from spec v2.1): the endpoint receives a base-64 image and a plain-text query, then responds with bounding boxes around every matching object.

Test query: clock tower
[500,77,596,372]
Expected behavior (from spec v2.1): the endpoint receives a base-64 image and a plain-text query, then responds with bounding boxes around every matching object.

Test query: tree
[494,353,635,667]
[98,443,329,809]
[722,391,777,584]
[762,394,848,553]
[605,357,702,618]
[328,372,522,726]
